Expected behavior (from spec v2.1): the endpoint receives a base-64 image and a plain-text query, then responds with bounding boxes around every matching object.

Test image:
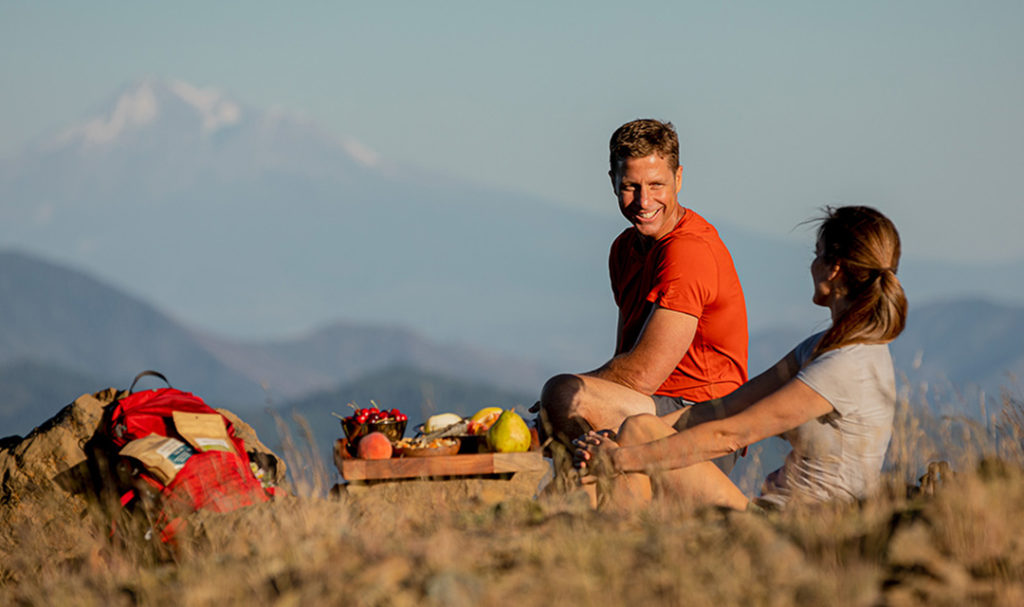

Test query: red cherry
[390,408,402,417]
[355,414,368,424]
[396,414,408,422]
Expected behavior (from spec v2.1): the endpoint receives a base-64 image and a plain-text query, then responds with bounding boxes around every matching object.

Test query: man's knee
[541,373,585,412]
[617,413,668,445]
[539,374,590,444]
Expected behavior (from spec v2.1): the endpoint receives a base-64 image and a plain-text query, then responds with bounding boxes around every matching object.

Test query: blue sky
[3,1,1023,262]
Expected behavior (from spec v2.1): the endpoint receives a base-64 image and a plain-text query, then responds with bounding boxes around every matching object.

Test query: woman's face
[811,239,839,307]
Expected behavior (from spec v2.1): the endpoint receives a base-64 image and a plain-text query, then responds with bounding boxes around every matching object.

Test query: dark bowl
[341,418,407,444]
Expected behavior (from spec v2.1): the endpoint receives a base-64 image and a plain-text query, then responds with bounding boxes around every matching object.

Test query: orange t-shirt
[609,209,748,401]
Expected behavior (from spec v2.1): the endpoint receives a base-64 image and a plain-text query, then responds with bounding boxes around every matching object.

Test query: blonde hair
[608,119,679,175]
[813,205,908,357]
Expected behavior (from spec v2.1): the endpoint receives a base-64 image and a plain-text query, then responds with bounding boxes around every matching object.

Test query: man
[536,119,748,472]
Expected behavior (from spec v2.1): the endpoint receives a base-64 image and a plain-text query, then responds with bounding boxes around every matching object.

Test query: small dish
[341,418,407,443]
[395,437,461,458]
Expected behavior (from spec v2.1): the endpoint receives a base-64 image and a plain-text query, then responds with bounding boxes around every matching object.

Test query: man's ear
[674,164,683,194]
[609,169,619,194]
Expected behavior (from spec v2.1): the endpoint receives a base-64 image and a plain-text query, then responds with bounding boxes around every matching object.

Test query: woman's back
[759,331,896,509]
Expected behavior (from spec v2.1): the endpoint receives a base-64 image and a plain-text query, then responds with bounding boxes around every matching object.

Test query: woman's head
[811,205,908,356]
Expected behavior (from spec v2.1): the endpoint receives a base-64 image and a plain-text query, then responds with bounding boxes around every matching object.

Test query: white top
[758,331,896,508]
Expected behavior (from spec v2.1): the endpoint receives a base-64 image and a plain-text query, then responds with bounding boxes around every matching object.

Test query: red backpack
[103,371,273,543]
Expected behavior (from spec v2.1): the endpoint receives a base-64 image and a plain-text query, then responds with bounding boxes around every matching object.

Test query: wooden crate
[334,438,548,482]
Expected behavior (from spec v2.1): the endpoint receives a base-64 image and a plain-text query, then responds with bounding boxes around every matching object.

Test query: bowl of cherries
[340,405,408,444]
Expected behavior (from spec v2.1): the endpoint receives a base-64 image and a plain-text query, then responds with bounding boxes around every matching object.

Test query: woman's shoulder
[793,331,827,366]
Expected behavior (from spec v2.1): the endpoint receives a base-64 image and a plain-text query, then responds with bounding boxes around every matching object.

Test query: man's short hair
[609,119,680,175]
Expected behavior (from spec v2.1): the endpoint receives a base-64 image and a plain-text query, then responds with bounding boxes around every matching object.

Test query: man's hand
[590,305,698,395]
[573,429,621,477]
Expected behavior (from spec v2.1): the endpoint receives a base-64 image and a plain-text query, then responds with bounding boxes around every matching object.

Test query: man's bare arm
[586,305,698,395]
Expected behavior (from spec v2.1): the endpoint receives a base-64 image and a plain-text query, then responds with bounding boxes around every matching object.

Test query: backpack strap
[128,370,173,393]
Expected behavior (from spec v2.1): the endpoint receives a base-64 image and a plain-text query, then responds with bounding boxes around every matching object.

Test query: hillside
[5,385,1024,606]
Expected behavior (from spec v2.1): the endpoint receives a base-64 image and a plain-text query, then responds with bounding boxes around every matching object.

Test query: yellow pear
[486,410,531,453]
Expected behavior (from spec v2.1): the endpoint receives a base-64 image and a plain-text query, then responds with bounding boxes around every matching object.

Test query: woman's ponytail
[812,206,908,358]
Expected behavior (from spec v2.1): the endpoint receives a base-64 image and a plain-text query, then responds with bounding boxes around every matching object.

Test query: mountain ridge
[0,249,551,437]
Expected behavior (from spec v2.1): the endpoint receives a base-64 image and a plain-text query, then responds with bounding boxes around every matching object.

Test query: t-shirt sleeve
[608,232,626,307]
[793,331,826,367]
[796,347,860,416]
[644,237,717,317]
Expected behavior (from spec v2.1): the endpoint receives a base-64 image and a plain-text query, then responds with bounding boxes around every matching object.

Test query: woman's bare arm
[673,350,801,430]
[612,376,833,474]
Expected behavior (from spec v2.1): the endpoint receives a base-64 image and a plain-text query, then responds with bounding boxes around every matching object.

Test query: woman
[574,205,908,511]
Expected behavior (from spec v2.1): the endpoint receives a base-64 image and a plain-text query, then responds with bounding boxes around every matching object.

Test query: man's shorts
[651,394,738,476]
[651,394,693,416]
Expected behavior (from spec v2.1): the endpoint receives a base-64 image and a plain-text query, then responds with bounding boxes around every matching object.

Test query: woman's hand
[572,429,620,477]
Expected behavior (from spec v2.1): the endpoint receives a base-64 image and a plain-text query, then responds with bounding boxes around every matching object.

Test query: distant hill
[0,359,103,438]
[0,250,266,407]
[889,298,1024,412]
[747,298,1024,417]
[0,249,550,437]
[195,321,553,400]
[249,365,536,461]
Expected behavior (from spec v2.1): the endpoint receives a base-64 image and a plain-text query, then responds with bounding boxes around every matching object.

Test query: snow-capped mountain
[0,78,623,367]
[53,79,243,147]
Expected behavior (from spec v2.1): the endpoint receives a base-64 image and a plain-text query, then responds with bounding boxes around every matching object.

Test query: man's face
[610,154,684,240]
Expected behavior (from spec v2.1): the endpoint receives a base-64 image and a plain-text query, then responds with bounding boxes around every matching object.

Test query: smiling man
[537,119,748,473]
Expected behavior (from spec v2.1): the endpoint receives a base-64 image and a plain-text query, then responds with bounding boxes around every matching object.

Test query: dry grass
[4,388,1024,606]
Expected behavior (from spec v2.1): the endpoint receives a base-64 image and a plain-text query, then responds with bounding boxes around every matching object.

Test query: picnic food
[394,436,460,457]
[486,410,531,453]
[357,432,393,460]
[339,404,408,442]
[468,406,503,435]
[343,405,408,425]
[424,412,463,433]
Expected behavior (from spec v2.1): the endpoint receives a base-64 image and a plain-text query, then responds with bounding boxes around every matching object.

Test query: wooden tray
[334,438,547,482]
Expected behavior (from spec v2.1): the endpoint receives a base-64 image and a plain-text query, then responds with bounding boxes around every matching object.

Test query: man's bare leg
[535,373,658,499]
[604,413,749,511]
[539,373,658,446]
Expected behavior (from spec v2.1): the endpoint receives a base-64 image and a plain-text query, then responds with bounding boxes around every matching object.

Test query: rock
[0,389,115,510]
